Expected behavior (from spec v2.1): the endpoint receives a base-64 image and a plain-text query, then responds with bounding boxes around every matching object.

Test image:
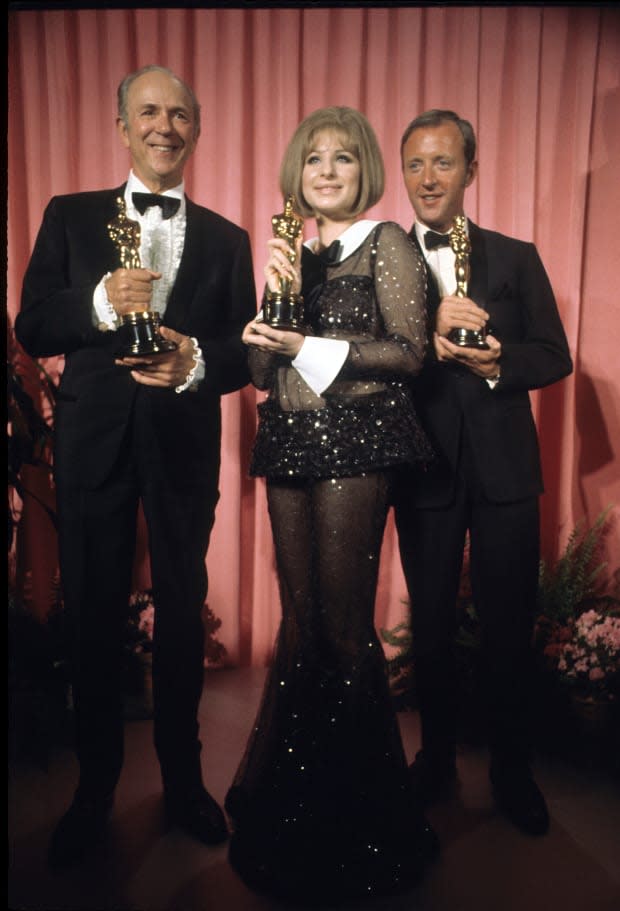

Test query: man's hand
[435,294,488,338]
[434,331,502,379]
[105,267,162,317]
[115,326,198,387]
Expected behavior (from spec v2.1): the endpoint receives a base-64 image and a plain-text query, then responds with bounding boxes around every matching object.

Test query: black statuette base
[263,293,305,333]
[116,311,178,357]
[448,327,489,350]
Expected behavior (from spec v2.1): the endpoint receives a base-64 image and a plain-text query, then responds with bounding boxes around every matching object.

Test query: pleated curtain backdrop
[7,5,620,666]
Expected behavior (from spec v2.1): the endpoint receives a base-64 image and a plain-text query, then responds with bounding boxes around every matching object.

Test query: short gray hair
[117,65,201,139]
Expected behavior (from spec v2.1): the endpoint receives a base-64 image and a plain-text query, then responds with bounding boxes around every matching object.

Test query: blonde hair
[279,107,385,219]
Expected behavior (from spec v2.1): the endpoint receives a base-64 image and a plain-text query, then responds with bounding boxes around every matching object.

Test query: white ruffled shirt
[93,171,204,392]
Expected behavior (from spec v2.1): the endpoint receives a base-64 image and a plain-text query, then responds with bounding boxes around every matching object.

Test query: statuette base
[448,327,489,350]
[116,310,178,357]
[263,293,305,333]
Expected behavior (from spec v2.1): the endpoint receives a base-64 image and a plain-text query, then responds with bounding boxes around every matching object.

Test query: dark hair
[279,106,385,219]
[117,65,201,139]
[400,109,476,167]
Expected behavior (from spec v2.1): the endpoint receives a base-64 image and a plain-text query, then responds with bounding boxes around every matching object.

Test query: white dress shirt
[93,171,204,392]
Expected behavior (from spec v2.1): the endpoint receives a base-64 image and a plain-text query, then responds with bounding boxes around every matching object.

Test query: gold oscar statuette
[448,214,489,349]
[263,195,305,332]
[107,196,177,357]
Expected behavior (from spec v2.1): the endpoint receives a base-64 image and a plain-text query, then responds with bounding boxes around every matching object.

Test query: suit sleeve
[495,243,572,391]
[16,197,105,357]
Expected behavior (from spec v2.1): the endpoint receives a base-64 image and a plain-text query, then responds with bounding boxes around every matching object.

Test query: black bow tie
[132,192,180,219]
[318,240,342,265]
[424,230,452,250]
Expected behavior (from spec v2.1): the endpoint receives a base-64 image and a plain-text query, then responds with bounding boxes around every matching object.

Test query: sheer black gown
[226,222,436,902]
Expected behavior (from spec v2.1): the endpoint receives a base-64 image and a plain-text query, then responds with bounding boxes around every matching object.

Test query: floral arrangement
[124,589,228,666]
[535,507,620,704]
[126,590,155,655]
[382,509,619,714]
[544,607,620,702]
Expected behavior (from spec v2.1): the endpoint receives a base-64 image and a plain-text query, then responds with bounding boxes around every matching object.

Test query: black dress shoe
[490,764,550,836]
[48,793,113,870]
[165,786,229,845]
[408,750,459,808]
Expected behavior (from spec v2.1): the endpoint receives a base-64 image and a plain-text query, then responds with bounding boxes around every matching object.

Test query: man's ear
[465,160,478,189]
[117,117,130,149]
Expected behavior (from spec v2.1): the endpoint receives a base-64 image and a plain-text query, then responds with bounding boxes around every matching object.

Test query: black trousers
[55,406,220,799]
[395,440,540,769]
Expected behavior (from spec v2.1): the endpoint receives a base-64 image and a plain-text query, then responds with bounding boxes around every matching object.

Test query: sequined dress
[249,221,433,479]
[226,222,436,902]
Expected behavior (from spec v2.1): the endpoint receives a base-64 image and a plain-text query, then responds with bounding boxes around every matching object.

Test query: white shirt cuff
[175,337,205,393]
[292,336,350,396]
[93,273,118,331]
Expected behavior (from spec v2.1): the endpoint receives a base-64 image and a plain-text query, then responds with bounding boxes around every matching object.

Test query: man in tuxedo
[16,65,256,867]
[395,109,572,835]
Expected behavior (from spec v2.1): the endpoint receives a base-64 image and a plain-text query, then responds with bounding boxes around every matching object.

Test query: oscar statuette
[447,214,489,350]
[107,197,177,357]
[263,195,305,332]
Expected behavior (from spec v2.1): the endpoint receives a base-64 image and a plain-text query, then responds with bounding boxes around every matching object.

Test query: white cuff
[175,337,204,393]
[93,273,118,331]
[486,367,501,390]
[292,336,350,396]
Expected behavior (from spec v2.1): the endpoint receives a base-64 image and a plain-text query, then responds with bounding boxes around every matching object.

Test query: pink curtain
[8,6,620,666]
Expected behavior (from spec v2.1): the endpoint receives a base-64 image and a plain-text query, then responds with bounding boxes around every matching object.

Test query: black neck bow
[424,230,452,250]
[132,192,180,219]
[318,240,342,264]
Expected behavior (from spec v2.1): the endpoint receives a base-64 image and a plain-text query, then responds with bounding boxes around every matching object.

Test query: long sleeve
[341,221,427,382]
[17,194,115,357]
[490,241,572,392]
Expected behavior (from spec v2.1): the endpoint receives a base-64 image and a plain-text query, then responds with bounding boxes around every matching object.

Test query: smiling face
[117,70,198,193]
[401,121,477,232]
[301,130,361,224]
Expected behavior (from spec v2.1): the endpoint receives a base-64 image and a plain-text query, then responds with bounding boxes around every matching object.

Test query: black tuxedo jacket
[408,221,572,506]
[16,186,257,489]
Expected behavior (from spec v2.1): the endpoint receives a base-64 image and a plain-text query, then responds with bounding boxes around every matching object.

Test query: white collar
[305,219,379,263]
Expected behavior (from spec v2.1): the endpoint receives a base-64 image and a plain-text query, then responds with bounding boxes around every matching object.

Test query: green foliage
[381,618,415,708]
[537,506,615,626]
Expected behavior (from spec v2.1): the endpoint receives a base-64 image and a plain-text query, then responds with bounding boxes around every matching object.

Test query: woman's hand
[264,236,303,297]
[242,317,304,359]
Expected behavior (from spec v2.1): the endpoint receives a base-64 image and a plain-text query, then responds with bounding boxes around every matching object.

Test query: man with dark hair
[16,65,256,867]
[395,109,572,836]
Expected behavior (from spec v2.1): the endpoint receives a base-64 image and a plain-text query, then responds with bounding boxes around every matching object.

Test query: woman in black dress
[226,107,436,902]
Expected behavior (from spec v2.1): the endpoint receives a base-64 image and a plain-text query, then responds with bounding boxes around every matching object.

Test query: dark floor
[8,667,620,911]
